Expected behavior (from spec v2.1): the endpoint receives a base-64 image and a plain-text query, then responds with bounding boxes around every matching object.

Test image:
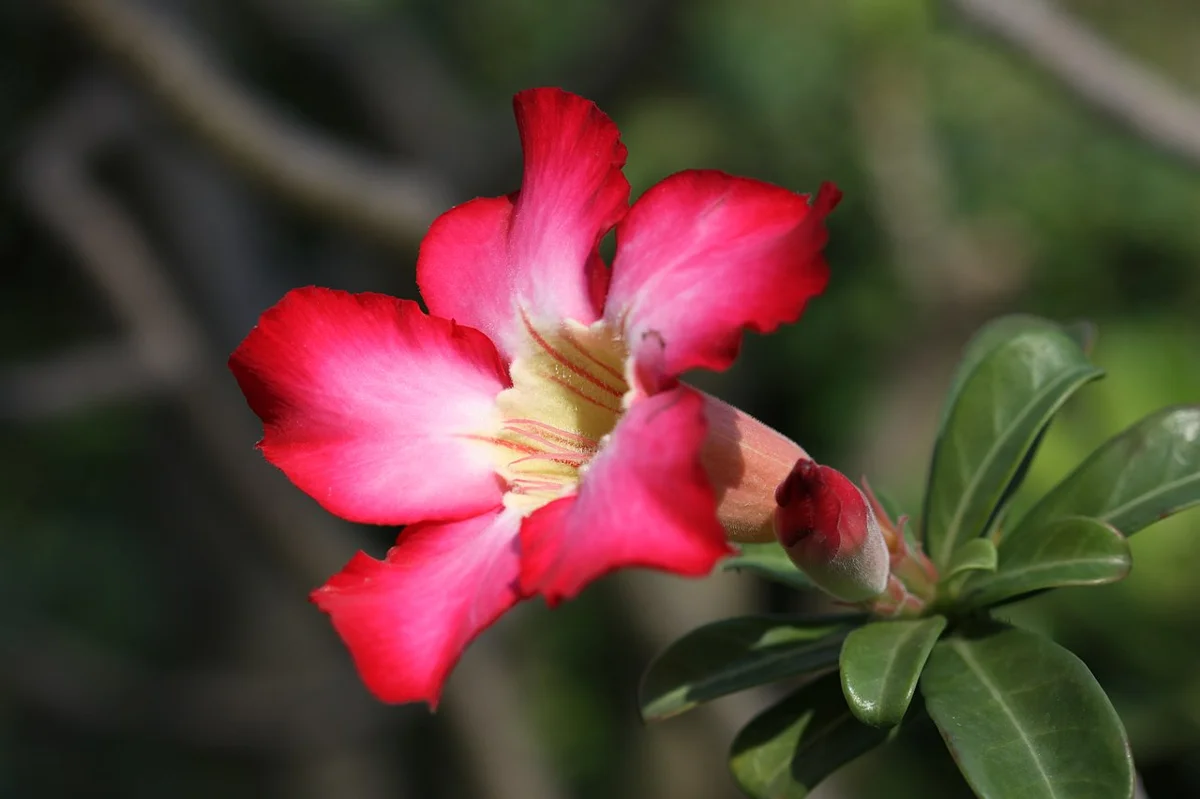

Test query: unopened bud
[773,460,890,602]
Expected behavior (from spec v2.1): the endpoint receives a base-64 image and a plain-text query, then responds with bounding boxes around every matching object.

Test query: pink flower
[229,88,840,706]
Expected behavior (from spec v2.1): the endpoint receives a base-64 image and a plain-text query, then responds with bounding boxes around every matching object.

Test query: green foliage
[729,672,890,799]
[922,319,1104,567]
[638,615,856,722]
[839,617,946,727]
[720,542,814,590]
[941,538,998,581]
[1012,406,1200,538]
[642,315,1200,799]
[960,517,1131,611]
[921,625,1134,799]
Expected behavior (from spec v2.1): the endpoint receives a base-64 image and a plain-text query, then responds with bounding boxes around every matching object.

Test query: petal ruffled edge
[605,172,840,385]
[418,88,630,360]
[311,508,523,707]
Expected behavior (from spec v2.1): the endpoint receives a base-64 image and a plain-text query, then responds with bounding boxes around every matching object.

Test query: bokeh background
[4,0,1199,796]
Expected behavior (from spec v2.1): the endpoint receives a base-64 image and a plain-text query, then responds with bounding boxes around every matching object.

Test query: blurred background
[3,0,1199,796]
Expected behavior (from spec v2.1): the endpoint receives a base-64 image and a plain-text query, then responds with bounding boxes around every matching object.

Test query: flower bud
[700,393,810,544]
[773,459,890,602]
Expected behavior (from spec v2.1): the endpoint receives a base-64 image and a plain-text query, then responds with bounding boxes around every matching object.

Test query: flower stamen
[488,317,631,513]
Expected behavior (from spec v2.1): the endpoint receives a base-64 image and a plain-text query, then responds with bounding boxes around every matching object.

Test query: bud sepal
[773,460,939,613]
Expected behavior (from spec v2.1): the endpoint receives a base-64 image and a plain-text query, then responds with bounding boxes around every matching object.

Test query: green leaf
[1012,405,1200,539]
[923,320,1103,567]
[942,538,998,581]
[933,316,1063,432]
[921,625,1134,799]
[721,542,813,591]
[639,615,856,721]
[961,516,1131,610]
[730,671,889,799]
[839,616,947,727]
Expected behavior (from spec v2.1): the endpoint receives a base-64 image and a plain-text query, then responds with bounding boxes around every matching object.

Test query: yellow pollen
[489,316,629,513]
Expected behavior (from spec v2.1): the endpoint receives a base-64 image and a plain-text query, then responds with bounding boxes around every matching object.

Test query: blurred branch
[849,41,1026,481]
[0,341,165,422]
[948,0,1200,169]
[852,54,1022,309]
[245,0,497,185]
[248,0,681,191]
[1,617,383,750]
[16,77,565,799]
[53,0,451,247]
[18,78,352,580]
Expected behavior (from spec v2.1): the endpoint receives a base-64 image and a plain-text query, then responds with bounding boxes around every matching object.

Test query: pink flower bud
[773,460,890,602]
[699,393,811,543]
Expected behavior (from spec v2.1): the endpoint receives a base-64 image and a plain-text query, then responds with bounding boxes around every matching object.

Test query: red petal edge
[606,173,840,383]
[418,88,630,359]
[311,509,523,707]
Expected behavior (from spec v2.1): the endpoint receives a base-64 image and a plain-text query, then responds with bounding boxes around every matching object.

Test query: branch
[0,616,383,750]
[244,0,499,185]
[53,0,452,247]
[17,77,357,585]
[0,340,166,422]
[247,0,682,192]
[947,0,1200,169]
[17,80,565,799]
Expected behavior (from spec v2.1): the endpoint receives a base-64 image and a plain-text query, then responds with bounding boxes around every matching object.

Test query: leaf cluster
[641,316,1200,799]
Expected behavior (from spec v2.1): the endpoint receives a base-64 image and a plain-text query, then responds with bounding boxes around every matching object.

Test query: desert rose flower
[230,87,840,706]
[774,460,890,602]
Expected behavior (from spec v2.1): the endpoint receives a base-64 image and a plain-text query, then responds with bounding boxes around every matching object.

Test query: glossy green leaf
[839,616,947,727]
[933,316,1064,431]
[639,615,856,721]
[961,516,1130,610]
[730,671,889,799]
[923,321,1103,567]
[721,542,813,591]
[921,625,1134,799]
[942,538,998,581]
[1012,406,1200,539]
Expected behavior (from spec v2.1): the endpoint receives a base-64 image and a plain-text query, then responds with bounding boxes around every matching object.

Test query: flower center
[489,313,629,513]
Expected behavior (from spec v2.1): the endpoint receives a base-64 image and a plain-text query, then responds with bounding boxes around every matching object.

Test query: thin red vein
[460,434,540,455]
[559,327,626,383]
[505,418,599,450]
[504,425,587,454]
[546,373,622,415]
[520,310,624,398]
[510,452,590,467]
[510,478,566,494]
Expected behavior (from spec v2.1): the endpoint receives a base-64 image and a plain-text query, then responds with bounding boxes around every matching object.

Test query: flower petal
[311,509,523,706]
[519,386,732,604]
[606,172,840,384]
[229,287,508,525]
[418,88,630,359]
